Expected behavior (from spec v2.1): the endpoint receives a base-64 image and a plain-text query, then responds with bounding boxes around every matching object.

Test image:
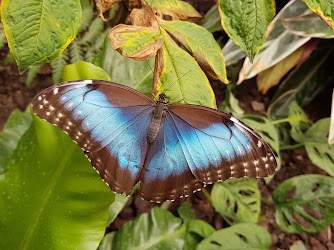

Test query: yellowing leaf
[109,24,163,60]
[160,20,228,83]
[257,39,318,94]
[302,0,334,30]
[1,0,81,72]
[154,29,215,108]
[145,0,201,20]
[218,0,275,62]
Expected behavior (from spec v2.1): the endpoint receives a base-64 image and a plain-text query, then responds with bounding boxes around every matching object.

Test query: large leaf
[155,29,215,108]
[197,223,271,249]
[218,0,275,62]
[0,114,114,249]
[304,118,334,176]
[282,12,334,38]
[109,24,163,60]
[1,0,81,72]
[256,39,318,94]
[268,43,334,117]
[145,0,201,20]
[0,109,32,174]
[237,0,311,84]
[160,20,228,83]
[103,207,186,249]
[211,178,261,223]
[62,61,112,81]
[273,174,334,233]
[302,0,334,29]
[93,36,155,96]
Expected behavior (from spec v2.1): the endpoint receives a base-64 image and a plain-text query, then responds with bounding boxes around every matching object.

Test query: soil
[1,1,334,249]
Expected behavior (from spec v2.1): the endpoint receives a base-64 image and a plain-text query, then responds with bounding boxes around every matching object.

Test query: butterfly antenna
[164,70,192,92]
[145,60,162,96]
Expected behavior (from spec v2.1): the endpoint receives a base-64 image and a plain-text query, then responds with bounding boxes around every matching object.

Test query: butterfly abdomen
[148,102,166,144]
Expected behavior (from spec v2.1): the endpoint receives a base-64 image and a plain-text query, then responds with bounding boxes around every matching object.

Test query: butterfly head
[158,93,168,103]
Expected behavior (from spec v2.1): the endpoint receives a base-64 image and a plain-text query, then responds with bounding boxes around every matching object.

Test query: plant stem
[201,188,211,201]
[272,118,290,125]
[261,197,275,206]
[279,143,304,150]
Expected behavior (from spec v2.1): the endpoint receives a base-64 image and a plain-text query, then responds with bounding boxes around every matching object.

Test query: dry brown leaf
[95,0,121,21]
[130,3,159,29]
[109,24,164,60]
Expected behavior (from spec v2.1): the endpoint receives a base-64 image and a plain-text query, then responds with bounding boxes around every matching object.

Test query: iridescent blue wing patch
[167,104,277,184]
[139,115,204,203]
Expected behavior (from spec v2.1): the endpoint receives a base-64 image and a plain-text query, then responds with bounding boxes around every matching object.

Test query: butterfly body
[147,94,167,144]
[32,80,277,202]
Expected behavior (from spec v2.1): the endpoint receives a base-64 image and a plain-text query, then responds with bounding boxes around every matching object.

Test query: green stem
[272,118,290,125]
[280,143,305,150]
[201,188,211,201]
[261,197,275,206]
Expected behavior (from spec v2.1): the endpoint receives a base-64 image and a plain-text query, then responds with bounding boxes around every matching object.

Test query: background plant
[0,0,333,249]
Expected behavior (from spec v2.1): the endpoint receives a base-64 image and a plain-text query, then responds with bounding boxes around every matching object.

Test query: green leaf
[1,0,81,72]
[105,207,186,249]
[62,61,112,82]
[218,0,275,62]
[156,29,215,108]
[287,101,312,143]
[282,12,334,38]
[109,24,163,60]
[0,23,7,49]
[93,36,155,96]
[107,193,129,225]
[0,114,114,249]
[0,109,32,174]
[200,4,222,33]
[197,223,271,249]
[177,201,196,223]
[273,174,334,233]
[304,118,334,176]
[184,220,215,250]
[160,20,228,83]
[302,0,334,29]
[211,178,261,223]
[145,0,201,20]
[97,232,116,250]
[268,42,334,117]
[237,0,311,83]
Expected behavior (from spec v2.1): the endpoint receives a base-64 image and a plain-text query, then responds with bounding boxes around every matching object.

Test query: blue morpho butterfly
[32,79,277,203]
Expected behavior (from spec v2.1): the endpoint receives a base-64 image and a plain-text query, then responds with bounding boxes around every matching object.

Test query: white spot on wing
[37,96,42,101]
[257,140,262,148]
[53,88,59,95]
